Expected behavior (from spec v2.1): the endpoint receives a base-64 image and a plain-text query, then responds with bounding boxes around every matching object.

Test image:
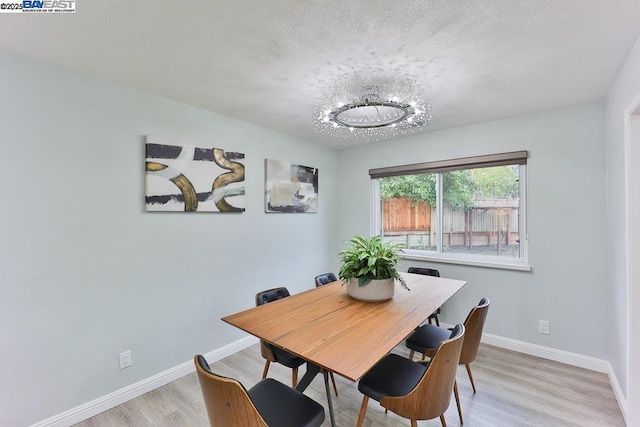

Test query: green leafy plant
[338,235,409,290]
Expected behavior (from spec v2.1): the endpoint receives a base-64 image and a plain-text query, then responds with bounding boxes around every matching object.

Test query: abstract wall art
[265,158,318,213]
[145,136,245,212]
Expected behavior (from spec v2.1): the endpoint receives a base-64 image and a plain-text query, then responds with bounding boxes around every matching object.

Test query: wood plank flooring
[74,343,624,426]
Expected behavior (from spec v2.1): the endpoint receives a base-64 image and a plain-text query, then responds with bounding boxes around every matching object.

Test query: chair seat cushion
[268,344,306,368]
[358,354,427,402]
[405,323,451,355]
[248,378,325,427]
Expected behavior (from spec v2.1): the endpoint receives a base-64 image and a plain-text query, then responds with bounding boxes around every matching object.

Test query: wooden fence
[383,197,431,231]
[383,197,519,249]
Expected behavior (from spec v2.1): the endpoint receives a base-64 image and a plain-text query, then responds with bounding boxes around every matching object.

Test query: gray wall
[0,51,339,426]
[605,36,640,409]
[337,101,609,357]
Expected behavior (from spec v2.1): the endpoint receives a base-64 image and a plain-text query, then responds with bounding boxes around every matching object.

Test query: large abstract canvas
[265,158,318,213]
[145,136,245,212]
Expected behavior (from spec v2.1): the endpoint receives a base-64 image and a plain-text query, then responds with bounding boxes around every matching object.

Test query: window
[370,151,529,270]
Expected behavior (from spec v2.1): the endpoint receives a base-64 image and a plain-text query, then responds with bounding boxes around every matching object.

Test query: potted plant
[338,235,409,301]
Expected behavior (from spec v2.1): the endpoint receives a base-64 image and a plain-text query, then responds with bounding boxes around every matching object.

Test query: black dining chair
[254,287,339,397]
[405,297,491,424]
[194,354,325,427]
[255,287,306,388]
[356,324,465,427]
[314,272,338,287]
[408,266,442,325]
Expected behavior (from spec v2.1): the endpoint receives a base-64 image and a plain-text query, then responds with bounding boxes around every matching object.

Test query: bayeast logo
[22,0,75,12]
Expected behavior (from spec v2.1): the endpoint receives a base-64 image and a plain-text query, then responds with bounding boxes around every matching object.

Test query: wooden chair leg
[329,372,338,396]
[465,363,476,393]
[408,350,415,361]
[261,360,270,379]
[440,414,447,426]
[292,366,298,388]
[428,317,434,324]
[453,379,463,424]
[434,314,440,326]
[411,419,418,427]
[356,395,369,427]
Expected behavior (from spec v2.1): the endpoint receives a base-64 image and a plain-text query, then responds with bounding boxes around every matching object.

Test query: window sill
[401,252,531,272]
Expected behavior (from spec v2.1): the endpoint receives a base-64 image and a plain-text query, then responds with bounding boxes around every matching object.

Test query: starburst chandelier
[313,75,432,141]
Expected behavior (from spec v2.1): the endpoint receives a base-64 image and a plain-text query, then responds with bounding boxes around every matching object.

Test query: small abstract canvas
[265,159,318,213]
[145,136,245,212]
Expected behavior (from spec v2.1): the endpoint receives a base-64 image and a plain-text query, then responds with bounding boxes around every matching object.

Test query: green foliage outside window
[380,174,438,205]
[379,166,518,210]
[470,166,519,199]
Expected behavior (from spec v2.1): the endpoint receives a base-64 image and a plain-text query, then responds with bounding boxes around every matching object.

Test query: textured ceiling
[1,1,640,148]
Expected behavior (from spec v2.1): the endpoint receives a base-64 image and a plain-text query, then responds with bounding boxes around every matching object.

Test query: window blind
[369,150,527,179]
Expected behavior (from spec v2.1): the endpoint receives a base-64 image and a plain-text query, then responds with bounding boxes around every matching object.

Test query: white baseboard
[607,361,628,424]
[30,336,259,427]
[480,331,609,372]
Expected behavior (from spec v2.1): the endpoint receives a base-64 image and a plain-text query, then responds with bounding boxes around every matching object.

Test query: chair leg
[428,317,433,324]
[411,419,418,427]
[356,396,369,427]
[453,379,463,424]
[329,372,338,396]
[434,314,440,326]
[440,414,447,426]
[465,363,476,393]
[292,366,298,388]
[261,360,270,379]
[408,350,415,361]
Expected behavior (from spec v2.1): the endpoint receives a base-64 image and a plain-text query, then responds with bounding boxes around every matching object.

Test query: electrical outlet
[119,350,132,369]
[538,320,550,335]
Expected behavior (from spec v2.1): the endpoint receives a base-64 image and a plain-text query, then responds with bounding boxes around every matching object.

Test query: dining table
[221,271,467,426]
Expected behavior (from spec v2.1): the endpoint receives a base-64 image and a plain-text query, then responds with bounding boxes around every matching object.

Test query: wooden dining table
[222,272,467,426]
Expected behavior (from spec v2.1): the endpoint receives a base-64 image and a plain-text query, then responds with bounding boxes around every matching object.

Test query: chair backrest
[194,355,267,427]
[314,272,338,287]
[255,287,291,306]
[255,287,291,360]
[460,297,490,365]
[381,324,465,421]
[407,266,440,277]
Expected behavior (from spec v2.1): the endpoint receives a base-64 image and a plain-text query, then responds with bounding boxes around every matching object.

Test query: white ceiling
[2,1,640,148]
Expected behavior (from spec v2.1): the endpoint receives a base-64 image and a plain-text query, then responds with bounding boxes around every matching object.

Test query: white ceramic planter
[346,278,395,302]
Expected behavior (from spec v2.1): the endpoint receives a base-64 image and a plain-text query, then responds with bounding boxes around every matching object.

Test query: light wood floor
[75,343,625,426]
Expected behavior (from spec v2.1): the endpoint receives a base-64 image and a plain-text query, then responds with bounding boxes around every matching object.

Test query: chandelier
[313,75,432,141]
